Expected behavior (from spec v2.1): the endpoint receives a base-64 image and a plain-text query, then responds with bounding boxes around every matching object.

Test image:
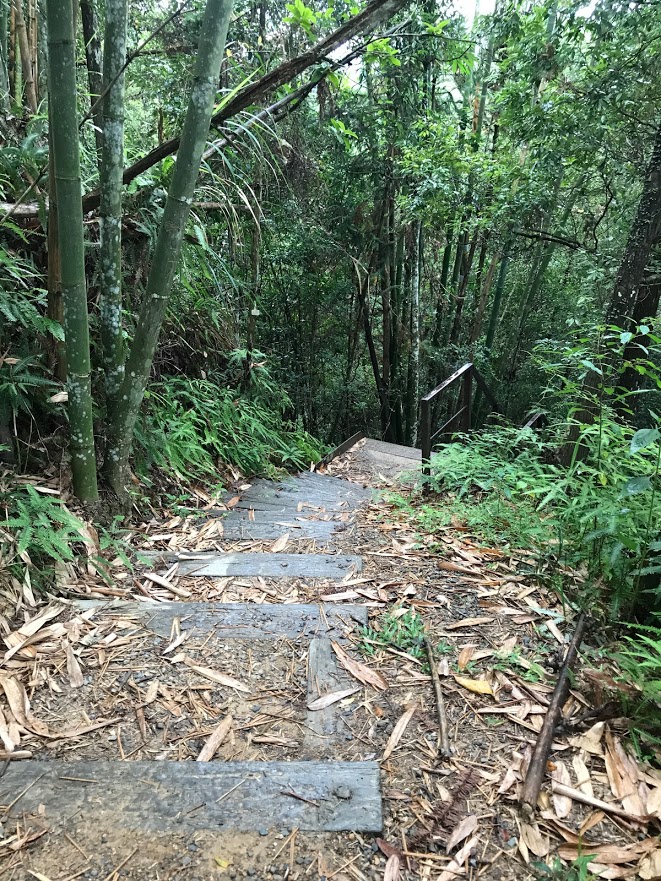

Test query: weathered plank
[305,637,356,750]
[173,553,362,578]
[220,519,340,541]
[362,439,423,461]
[75,601,368,638]
[0,761,382,832]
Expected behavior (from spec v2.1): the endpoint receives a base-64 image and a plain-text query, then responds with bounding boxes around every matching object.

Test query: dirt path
[0,441,659,880]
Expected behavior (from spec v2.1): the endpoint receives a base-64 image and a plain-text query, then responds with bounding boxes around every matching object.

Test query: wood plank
[316,431,366,466]
[362,439,423,460]
[220,520,340,541]
[173,553,362,578]
[305,637,356,750]
[0,760,382,832]
[75,601,368,639]
[232,499,355,513]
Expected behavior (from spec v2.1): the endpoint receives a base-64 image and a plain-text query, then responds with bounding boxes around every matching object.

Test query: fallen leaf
[183,659,250,693]
[271,533,290,553]
[331,642,388,690]
[0,676,49,737]
[457,646,476,670]
[383,855,400,881]
[197,715,233,762]
[445,617,494,630]
[558,839,658,865]
[66,644,84,688]
[572,754,594,798]
[446,815,477,853]
[307,687,360,711]
[438,836,478,881]
[382,706,416,761]
[569,720,604,755]
[453,675,493,696]
[552,761,572,818]
[639,849,661,880]
[647,786,661,817]
[520,822,549,857]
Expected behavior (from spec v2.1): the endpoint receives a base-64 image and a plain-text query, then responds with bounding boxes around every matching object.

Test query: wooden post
[420,397,431,478]
[461,367,472,432]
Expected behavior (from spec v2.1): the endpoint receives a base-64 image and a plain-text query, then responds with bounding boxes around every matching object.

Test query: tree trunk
[0,0,9,109]
[449,230,478,345]
[607,123,661,326]
[485,247,510,354]
[98,0,127,426]
[46,0,98,501]
[469,251,499,346]
[80,0,103,158]
[14,0,36,111]
[405,220,422,446]
[105,0,233,497]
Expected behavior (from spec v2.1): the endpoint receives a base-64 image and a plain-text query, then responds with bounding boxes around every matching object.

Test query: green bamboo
[0,0,9,109]
[46,0,98,500]
[485,247,510,354]
[105,0,233,497]
[98,0,126,426]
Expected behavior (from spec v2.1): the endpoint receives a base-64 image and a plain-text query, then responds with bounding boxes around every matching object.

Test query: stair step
[1,760,382,832]
[148,552,362,579]
[76,601,367,638]
[219,519,340,541]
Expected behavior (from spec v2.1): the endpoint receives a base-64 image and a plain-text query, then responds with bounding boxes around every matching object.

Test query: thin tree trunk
[607,123,661,326]
[46,134,66,380]
[8,0,15,101]
[80,0,103,158]
[98,0,127,426]
[0,0,9,109]
[46,0,98,500]
[485,247,510,354]
[449,230,478,345]
[105,0,233,497]
[14,0,36,111]
[469,252,498,346]
[406,220,422,446]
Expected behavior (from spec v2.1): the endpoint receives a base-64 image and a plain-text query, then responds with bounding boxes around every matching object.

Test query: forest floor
[0,440,660,881]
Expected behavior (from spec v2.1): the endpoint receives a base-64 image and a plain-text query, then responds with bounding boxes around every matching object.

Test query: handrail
[419,362,500,476]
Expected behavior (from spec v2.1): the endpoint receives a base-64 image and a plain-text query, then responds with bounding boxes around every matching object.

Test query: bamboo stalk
[98,0,127,426]
[14,0,36,112]
[104,0,233,497]
[46,0,99,501]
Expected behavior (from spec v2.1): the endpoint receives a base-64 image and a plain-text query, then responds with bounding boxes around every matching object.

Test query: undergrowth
[134,356,326,484]
[396,324,661,750]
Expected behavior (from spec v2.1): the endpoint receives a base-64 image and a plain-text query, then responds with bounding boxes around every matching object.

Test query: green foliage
[0,478,85,566]
[616,628,661,705]
[534,856,596,881]
[134,359,326,483]
[359,609,426,660]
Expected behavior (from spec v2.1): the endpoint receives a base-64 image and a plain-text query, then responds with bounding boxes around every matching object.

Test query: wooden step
[150,552,362,579]
[1,760,382,832]
[219,519,340,541]
[75,601,368,639]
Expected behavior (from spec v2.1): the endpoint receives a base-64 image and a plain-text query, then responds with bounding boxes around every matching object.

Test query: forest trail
[3,439,660,881]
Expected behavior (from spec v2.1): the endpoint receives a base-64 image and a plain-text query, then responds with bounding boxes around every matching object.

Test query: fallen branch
[424,635,450,757]
[519,612,588,813]
[550,782,650,824]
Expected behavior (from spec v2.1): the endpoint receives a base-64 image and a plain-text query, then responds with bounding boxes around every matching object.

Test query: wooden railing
[419,362,499,475]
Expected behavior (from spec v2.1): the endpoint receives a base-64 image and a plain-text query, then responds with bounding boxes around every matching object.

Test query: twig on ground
[519,612,588,813]
[424,635,451,757]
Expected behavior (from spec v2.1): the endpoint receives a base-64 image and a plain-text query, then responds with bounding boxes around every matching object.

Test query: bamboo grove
[0,0,660,501]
